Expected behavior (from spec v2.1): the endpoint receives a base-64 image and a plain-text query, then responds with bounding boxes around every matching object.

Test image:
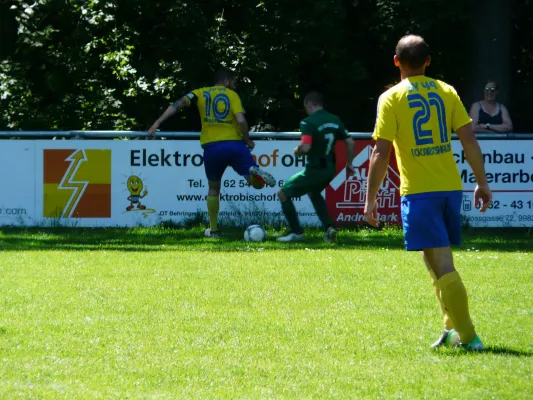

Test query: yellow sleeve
[184,88,202,106]
[451,89,472,131]
[229,91,244,115]
[372,92,396,142]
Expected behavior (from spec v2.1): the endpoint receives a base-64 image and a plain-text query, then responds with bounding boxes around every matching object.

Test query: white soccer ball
[244,224,266,242]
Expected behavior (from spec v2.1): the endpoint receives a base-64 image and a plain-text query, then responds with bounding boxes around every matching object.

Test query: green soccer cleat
[431,329,459,348]
[457,335,484,351]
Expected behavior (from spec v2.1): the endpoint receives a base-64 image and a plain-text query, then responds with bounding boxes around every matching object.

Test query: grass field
[1,226,532,399]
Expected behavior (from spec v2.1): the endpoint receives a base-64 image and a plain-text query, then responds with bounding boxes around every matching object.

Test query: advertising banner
[33,140,319,227]
[455,142,533,227]
[0,143,35,226]
[0,139,531,228]
[326,140,533,227]
[327,140,401,226]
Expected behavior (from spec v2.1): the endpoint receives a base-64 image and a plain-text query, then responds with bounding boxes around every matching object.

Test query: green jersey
[300,109,349,169]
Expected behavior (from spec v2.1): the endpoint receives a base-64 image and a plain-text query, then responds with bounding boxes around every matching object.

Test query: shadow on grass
[0,226,404,252]
[441,345,533,358]
[0,227,531,252]
[483,346,533,357]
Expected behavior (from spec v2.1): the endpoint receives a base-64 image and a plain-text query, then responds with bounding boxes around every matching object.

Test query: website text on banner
[0,139,531,228]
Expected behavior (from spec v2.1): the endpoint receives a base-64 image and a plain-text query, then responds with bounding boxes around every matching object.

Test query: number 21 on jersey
[408,92,448,146]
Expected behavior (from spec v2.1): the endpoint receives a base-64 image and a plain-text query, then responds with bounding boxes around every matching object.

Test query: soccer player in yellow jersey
[148,68,275,238]
[365,35,492,350]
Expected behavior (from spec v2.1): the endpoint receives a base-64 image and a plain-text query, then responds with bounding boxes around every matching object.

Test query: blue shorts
[401,191,462,251]
[202,140,256,182]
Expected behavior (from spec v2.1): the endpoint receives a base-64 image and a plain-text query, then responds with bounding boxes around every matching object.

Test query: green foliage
[0,1,529,132]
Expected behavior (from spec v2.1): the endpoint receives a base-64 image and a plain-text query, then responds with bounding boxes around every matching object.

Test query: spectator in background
[469,80,513,133]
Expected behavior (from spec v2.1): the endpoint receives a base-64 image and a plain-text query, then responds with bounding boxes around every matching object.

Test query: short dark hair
[395,35,430,69]
[213,67,235,84]
[304,91,324,107]
[484,79,499,89]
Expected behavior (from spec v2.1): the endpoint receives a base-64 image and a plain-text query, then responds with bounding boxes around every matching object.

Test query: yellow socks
[437,271,476,343]
[206,195,220,232]
[428,270,454,330]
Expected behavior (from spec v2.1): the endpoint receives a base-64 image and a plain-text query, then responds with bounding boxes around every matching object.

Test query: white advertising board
[0,142,35,226]
[32,140,319,227]
[453,141,533,227]
[0,139,531,228]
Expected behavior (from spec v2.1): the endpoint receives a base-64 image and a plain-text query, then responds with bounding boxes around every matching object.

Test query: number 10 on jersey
[203,92,230,120]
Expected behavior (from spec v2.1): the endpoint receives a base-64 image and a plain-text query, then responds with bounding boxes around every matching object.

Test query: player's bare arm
[148,96,189,136]
[344,137,355,174]
[294,143,311,155]
[455,123,492,213]
[294,132,312,155]
[236,112,254,150]
[364,138,393,227]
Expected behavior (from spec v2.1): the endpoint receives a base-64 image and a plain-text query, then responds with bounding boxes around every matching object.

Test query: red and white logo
[326,140,402,226]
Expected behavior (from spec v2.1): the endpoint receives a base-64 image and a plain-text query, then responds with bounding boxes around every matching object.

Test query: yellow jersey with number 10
[185,86,244,145]
[373,76,472,196]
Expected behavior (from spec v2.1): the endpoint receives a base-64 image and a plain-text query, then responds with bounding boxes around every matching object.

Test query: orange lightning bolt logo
[58,150,89,218]
[43,149,111,219]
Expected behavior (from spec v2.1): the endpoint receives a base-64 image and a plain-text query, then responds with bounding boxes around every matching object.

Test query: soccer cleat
[431,329,455,349]
[431,329,456,348]
[445,329,460,347]
[249,166,276,188]
[277,232,305,242]
[325,227,337,243]
[249,174,266,189]
[431,330,450,348]
[204,228,223,238]
[457,335,484,351]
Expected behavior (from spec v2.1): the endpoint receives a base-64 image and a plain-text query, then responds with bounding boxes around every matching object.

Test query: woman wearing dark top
[469,80,513,133]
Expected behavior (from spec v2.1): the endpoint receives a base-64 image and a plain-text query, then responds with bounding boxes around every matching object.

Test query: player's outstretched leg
[249,166,276,188]
[309,191,336,242]
[277,189,304,242]
[230,141,275,188]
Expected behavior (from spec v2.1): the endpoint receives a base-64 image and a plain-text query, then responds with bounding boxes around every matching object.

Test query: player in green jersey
[277,91,355,242]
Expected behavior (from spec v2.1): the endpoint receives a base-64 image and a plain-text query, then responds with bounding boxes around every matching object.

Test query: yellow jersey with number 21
[373,76,472,196]
[185,86,244,145]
